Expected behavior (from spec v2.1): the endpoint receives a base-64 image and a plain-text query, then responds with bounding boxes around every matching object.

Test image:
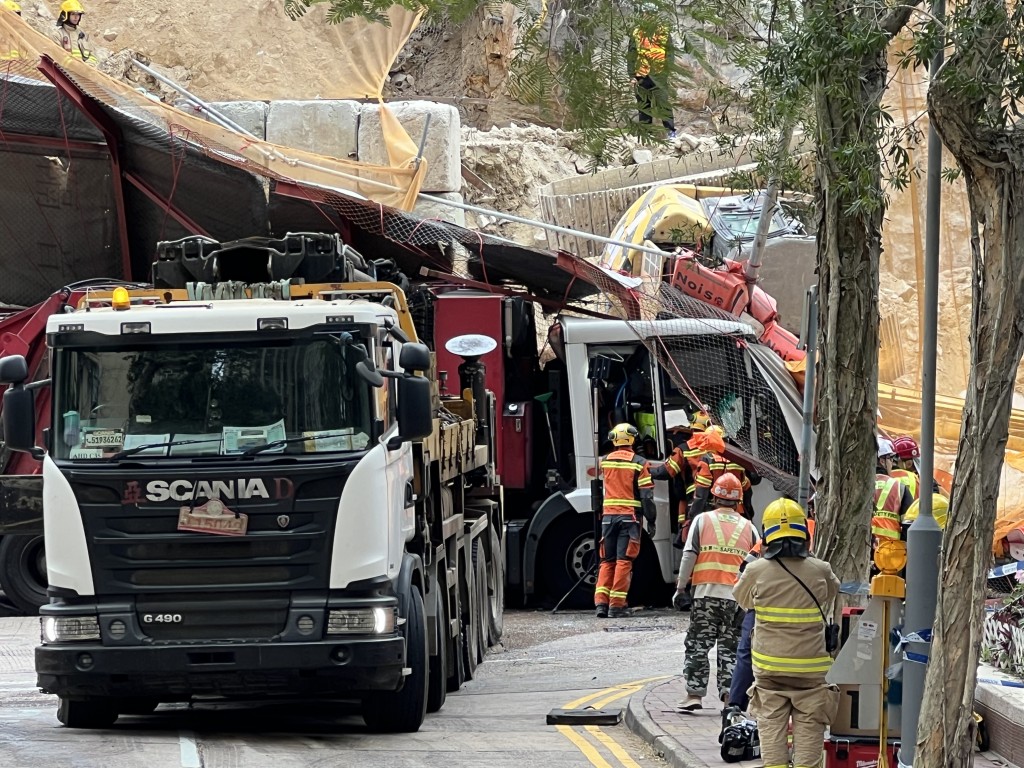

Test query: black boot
[595,605,608,619]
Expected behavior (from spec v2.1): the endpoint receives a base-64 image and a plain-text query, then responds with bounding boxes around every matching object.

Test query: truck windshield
[52,335,374,460]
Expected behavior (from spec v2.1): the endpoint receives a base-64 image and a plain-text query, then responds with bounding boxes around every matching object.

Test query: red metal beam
[419,268,611,318]
[0,131,107,155]
[124,171,210,237]
[36,55,132,279]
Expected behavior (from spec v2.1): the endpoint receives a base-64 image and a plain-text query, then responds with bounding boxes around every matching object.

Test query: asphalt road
[0,608,693,768]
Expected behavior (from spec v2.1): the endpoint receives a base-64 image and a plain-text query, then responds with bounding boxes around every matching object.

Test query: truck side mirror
[399,342,430,373]
[3,385,40,458]
[397,375,433,440]
[0,354,28,385]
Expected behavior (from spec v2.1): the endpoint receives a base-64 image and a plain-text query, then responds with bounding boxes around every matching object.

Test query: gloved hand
[646,520,657,539]
[672,588,691,611]
[672,527,685,549]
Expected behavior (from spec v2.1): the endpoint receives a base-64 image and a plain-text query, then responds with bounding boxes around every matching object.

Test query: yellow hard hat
[762,498,809,544]
[903,493,948,528]
[60,0,84,12]
[690,411,711,431]
[608,422,639,447]
[1,0,21,12]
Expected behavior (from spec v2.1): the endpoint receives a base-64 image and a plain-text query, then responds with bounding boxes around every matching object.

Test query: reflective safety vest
[890,469,920,501]
[692,452,751,516]
[601,449,653,518]
[632,28,668,77]
[692,510,755,586]
[872,474,903,539]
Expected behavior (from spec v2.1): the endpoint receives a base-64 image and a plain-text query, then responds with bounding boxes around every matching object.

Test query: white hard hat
[877,436,896,459]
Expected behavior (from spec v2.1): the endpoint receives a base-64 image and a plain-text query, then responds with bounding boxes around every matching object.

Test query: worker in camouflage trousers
[674,473,758,710]
[594,423,655,619]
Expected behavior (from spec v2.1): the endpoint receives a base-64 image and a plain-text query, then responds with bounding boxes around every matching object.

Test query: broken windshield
[52,335,374,460]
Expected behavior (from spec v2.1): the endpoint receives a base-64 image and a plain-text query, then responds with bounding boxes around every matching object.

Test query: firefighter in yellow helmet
[902,493,949,534]
[733,499,841,768]
[51,0,95,64]
[594,423,655,619]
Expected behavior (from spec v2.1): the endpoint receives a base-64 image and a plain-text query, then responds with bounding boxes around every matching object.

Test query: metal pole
[900,8,945,762]
[797,284,818,509]
[745,121,795,287]
[130,59,258,139]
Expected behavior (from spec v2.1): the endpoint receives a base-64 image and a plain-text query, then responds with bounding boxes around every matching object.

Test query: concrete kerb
[625,678,707,768]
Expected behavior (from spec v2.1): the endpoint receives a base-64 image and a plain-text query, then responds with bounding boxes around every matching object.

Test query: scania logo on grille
[277,515,290,529]
[122,477,295,504]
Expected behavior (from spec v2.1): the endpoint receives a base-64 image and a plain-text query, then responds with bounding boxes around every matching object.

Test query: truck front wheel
[362,585,428,733]
[57,697,118,729]
[538,514,596,609]
[0,534,48,615]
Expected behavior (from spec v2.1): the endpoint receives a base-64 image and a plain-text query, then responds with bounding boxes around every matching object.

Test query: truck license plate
[177,499,248,536]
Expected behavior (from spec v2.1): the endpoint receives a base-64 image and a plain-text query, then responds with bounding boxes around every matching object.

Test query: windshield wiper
[106,438,225,461]
[241,432,359,456]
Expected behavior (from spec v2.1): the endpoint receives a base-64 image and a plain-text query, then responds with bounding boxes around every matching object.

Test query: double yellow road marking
[556,676,669,768]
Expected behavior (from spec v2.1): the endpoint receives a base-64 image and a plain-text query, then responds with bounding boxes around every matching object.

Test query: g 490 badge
[177,499,248,536]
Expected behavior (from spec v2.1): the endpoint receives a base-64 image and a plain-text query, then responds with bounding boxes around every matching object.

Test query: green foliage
[908,0,1024,133]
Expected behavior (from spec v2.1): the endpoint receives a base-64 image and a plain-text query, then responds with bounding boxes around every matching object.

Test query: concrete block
[359,101,461,193]
[413,192,466,228]
[266,100,361,160]
[208,101,268,140]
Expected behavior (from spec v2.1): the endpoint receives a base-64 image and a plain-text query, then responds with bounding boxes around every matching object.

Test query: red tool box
[825,737,900,768]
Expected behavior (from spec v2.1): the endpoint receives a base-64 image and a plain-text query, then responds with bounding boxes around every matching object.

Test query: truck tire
[427,580,447,713]
[362,585,428,733]
[56,697,118,729]
[486,527,504,645]
[0,534,48,615]
[537,514,596,609]
[474,545,488,663]
[460,561,479,681]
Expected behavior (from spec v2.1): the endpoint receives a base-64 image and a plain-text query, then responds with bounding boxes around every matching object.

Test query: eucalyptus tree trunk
[916,15,1024,759]
[806,0,915,598]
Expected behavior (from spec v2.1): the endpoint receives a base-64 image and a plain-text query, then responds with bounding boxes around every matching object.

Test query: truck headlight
[41,616,100,644]
[327,607,397,635]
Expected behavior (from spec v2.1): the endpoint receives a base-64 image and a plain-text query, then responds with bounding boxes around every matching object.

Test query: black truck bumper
[36,636,406,700]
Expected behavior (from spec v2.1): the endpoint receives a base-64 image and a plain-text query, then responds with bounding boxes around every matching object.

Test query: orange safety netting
[0,9,427,210]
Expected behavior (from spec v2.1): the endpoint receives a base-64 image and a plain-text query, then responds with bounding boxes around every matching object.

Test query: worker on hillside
[674,473,758,711]
[873,436,914,543]
[627,3,677,137]
[1,0,20,61]
[594,423,656,619]
[51,0,95,64]
[733,499,841,768]
[890,435,944,500]
[720,495,818,738]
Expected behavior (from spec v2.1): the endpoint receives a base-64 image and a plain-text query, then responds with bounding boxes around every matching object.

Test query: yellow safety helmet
[608,422,639,447]
[1,0,22,12]
[60,0,84,12]
[762,498,809,544]
[903,493,948,529]
[690,411,711,431]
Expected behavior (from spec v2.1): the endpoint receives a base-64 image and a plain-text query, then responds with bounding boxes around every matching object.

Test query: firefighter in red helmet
[674,472,759,711]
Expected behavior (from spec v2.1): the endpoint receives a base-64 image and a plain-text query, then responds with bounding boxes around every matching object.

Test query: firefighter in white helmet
[51,0,95,63]
[733,498,841,768]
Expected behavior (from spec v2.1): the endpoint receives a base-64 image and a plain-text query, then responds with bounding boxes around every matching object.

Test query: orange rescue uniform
[595,449,654,610]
